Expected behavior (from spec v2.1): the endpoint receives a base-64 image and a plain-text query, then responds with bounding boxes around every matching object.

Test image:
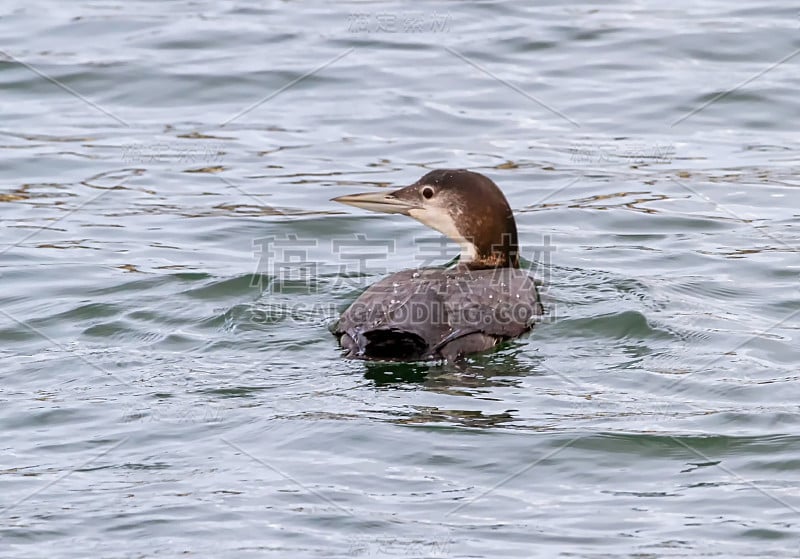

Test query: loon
[331,169,542,362]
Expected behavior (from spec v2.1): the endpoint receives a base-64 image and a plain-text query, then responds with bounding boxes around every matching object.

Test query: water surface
[1,1,799,557]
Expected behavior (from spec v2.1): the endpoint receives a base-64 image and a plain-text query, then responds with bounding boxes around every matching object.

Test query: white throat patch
[408,206,478,263]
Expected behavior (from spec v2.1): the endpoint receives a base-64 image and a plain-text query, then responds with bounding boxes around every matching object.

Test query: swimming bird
[331,169,542,362]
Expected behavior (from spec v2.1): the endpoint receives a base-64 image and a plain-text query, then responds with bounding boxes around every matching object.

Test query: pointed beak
[331,188,419,216]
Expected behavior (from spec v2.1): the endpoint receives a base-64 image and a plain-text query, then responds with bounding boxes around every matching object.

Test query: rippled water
[2,1,799,557]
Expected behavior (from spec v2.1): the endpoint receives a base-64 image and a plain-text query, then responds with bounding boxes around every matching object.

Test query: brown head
[332,169,520,269]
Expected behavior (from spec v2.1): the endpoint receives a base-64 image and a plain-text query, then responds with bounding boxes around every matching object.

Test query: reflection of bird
[332,169,542,362]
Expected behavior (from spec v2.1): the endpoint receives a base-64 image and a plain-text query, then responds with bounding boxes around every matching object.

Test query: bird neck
[462,230,520,269]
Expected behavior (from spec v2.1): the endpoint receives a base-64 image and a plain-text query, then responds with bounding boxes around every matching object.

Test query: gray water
[2,1,799,557]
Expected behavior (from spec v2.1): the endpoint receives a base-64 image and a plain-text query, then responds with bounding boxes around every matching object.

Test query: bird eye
[422,186,434,199]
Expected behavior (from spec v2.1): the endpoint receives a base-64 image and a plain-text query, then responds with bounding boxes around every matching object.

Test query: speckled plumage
[334,266,542,361]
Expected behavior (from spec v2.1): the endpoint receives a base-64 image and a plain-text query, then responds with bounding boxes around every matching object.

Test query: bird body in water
[331,169,542,362]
